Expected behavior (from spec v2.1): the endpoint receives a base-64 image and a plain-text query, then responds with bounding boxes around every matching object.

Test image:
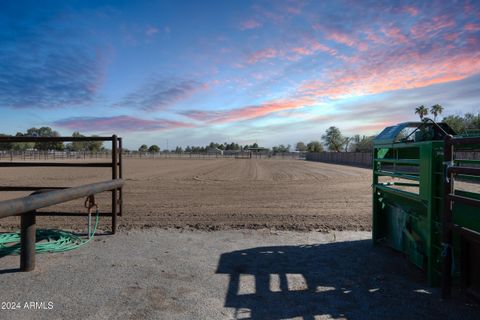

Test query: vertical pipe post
[20,211,36,272]
[111,135,118,234]
[442,134,453,299]
[118,137,123,217]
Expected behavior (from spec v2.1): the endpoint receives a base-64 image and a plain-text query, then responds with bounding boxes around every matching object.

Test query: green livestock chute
[372,119,480,300]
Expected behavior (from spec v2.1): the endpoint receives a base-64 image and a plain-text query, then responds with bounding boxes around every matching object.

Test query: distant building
[206,147,223,155]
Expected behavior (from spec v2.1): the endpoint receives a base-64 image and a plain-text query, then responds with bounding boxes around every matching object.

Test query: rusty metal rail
[0,179,124,218]
[0,179,124,271]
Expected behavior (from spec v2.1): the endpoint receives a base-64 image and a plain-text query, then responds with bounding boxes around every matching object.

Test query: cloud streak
[115,78,208,111]
[181,98,314,124]
[0,15,105,109]
[53,115,193,132]
[239,19,262,30]
[247,48,278,64]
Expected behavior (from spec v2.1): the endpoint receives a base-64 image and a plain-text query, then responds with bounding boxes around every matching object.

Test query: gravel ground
[0,159,371,232]
[0,229,477,320]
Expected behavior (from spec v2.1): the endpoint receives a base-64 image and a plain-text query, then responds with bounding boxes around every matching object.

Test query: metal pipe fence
[0,135,124,233]
[0,135,125,272]
[0,150,304,160]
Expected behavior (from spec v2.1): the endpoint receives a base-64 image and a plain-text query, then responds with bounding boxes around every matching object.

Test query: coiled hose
[0,208,99,256]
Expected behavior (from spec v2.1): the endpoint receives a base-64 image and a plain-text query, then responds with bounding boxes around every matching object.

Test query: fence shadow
[216,239,477,320]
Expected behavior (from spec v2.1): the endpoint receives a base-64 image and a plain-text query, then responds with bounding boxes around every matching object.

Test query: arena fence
[0,150,304,160]
[306,151,480,168]
[306,152,373,167]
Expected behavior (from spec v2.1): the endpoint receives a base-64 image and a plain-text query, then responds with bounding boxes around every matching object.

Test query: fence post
[111,135,118,234]
[118,138,123,217]
[442,135,453,299]
[20,211,36,272]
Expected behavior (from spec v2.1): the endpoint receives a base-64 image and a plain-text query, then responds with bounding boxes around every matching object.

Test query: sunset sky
[1,0,479,149]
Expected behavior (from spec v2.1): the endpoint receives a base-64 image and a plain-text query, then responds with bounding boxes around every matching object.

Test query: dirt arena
[0,159,372,232]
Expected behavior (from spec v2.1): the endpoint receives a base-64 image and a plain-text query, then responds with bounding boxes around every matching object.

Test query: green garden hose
[0,209,100,256]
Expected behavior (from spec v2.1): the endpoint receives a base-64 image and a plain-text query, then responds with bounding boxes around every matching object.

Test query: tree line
[0,127,104,152]
[415,104,480,133]
[137,142,263,153]
[1,106,478,153]
[294,127,375,153]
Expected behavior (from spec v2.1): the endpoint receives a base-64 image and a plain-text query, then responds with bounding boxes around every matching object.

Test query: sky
[1,0,479,149]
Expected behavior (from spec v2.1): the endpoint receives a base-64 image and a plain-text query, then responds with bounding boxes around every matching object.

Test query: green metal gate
[372,120,480,297]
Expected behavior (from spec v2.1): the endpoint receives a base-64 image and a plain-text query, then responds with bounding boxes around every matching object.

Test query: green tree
[25,127,64,150]
[272,144,290,153]
[68,131,86,151]
[430,104,444,121]
[351,135,375,152]
[67,132,103,152]
[148,145,160,153]
[321,126,346,152]
[415,105,429,120]
[11,132,34,151]
[306,141,323,152]
[88,135,103,152]
[0,133,12,150]
[443,115,465,133]
[295,141,306,152]
[138,144,148,153]
[443,113,480,133]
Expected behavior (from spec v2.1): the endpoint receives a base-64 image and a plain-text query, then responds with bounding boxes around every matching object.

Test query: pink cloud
[182,98,314,124]
[54,116,193,132]
[382,26,409,43]
[315,24,367,51]
[349,121,396,133]
[444,32,460,41]
[465,23,480,31]
[411,15,456,38]
[291,40,337,57]
[326,31,356,47]
[247,48,278,64]
[364,30,384,44]
[402,6,419,16]
[240,19,262,30]
[299,49,480,101]
[357,42,368,52]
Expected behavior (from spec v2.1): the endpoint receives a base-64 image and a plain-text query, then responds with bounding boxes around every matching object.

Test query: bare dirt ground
[0,159,371,232]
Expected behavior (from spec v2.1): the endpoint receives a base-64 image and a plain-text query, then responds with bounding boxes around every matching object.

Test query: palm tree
[415,105,429,120]
[430,104,444,121]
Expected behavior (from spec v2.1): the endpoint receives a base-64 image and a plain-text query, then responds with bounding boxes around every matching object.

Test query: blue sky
[1,0,479,149]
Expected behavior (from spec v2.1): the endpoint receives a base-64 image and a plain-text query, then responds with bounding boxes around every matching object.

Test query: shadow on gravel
[216,239,478,320]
